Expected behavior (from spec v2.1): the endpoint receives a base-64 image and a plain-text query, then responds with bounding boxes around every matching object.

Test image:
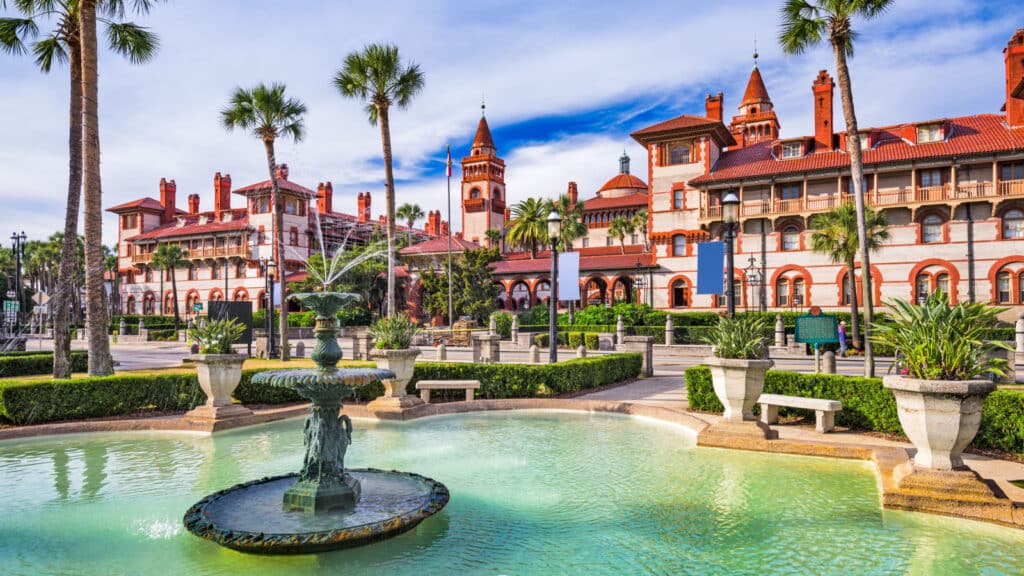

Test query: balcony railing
[130,245,250,265]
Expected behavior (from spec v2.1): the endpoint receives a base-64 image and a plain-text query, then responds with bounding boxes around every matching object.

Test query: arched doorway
[611,277,634,304]
[535,280,551,307]
[510,281,531,311]
[583,277,608,307]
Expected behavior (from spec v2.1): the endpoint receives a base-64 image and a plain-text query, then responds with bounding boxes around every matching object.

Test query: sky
[0,0,1020,243]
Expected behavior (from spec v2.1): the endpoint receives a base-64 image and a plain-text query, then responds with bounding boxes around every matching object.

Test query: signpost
[794,306,839,373]
[208,301,254,356]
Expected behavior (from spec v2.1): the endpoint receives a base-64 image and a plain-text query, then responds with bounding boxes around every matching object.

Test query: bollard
[294,341,305,358]
[576,345,587,359]
[138,318,145,331]
[529,345,540,364]
[664,316,674,346]
[823,351,836,374]
[616,315,625,346]
[119,318,127,336]
[775,314,786,347]
[622,336,654,377]
[511,315,519,343]
[471,335,484,363]
[489,314,497,336]
[437,342,447,361]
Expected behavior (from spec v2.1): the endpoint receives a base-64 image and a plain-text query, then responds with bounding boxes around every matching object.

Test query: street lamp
[721,190,740,318]
[10,231,27,335]
[745,255,763,313]
[547,210,562,364]
[261,258,278,358]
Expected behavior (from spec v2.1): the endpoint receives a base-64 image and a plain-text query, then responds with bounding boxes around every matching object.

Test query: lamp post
[634,262,645,306]
[745,255,763,313]
[547,210,562,364]
[10,231,26,334]
[261,258,277,358]
[721,190,740,318]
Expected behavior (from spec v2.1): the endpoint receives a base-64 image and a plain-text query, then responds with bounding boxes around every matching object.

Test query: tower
[729,49,780,148]
[461,105,506,245]
[812,70,835,152]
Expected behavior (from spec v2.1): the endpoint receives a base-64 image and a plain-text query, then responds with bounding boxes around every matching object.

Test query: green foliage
[872,293,1013,380]
[584,333,599,350]
[109,315,177,335]
[518,305,548,326]
[568,332,584,349]
[702,315,771,359]
[0,352,88,378]
[505,197,552,256]
[188,319,245,354]
[369,314,419,349]
[554,193,587,251]
[976,391,1024,454]
[493,312,513,339]
[420,247,502,323]
[607,216,635,253]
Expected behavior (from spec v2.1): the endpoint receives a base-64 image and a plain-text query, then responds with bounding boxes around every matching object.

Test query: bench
[415,380,482,403]
[758,393,843,433]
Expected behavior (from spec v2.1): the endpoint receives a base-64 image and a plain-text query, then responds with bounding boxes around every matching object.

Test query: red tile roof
[690,114,1024,186]
[741,67,771,105]
[232,177,316,198]
[400,236,482,255]
[128,211,250,241]
[598,173,647,193]
[473,116,495,148]
[107,197,168,213]
[582,192,648,210]
[491,251,655,275]
[631,114,736,147]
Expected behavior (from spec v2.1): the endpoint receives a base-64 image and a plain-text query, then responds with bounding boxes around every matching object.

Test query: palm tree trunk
[846,258,860,350]
[170,270,180,331]
[833,42,874,377]
[378,105,397,316]
[53,46,82,376]
[264,139,289,360]
[79,0,113,376]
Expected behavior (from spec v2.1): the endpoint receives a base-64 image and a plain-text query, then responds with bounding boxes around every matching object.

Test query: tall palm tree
[396,202,424,243]
[222,82,306,361]
[779,0,893,376]
[554,194,586,252]
[631,209,650,252]
[506,197,552,258]
[484,228,502,249]
[334,44,424,317]
[151,243,185,331]
[608,217,635,255]
[810,202,889,351]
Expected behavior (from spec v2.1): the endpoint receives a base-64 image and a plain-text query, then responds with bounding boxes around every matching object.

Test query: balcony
[130,245,250,265]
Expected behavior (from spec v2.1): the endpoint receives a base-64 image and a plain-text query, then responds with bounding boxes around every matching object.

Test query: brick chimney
[705,92,723,122]
[275,163,289,180]
[317,182,333,215]
[187,193,200,215]
[159,178,177,224]
[214,172,232,216]
[440,220,450,237]
[424,210,437,235]
[567,181,578,204]
[813,70,835,152]
[357,192,371,222]
[1006,29,1024,127]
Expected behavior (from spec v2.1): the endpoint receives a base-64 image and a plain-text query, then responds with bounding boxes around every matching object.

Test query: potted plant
[702,314,773,424]
[368,314,424,409]
[184,318,251,422]
[874,292,1011,471]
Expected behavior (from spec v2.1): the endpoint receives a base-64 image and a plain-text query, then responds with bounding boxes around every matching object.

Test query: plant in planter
[874,292,1012,471]
[185,318,251,424]
[368,314,423,410]
[701,314,773,428]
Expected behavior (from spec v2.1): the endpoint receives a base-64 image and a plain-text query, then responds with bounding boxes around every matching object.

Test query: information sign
[794,310,839,345]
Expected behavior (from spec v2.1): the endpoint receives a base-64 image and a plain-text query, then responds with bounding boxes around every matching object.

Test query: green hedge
[585,333,599,350]
[0,352,88,378]
[146,329,178,341]
[685,365,1024,454]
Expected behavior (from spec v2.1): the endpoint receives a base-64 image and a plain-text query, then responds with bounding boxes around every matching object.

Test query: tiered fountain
[183,291,449,554]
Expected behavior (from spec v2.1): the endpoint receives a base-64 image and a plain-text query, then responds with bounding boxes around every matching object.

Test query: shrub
[493,312,513,339]
[369,314,419,349]
[702,315,771,359]
[147,329,177,341]
[189,319,245,354]
[568,332,584,349]
[585,333,599,350]
[0,352,88,378]
[977,390,1024,454]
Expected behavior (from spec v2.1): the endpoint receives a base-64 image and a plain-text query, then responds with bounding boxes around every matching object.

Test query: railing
[999,179,1024,196]
[741,200,770,216]
[131,245,249,264]
[954,181,993,199]
[775,198,802,213]
[806,194,842,211]
[918,185,947,202]
[874,187,913,206]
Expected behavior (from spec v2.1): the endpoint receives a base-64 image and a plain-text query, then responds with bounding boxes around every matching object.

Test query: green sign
[193,303,203,312]
[794,312,838,345]
[3,300,19,313]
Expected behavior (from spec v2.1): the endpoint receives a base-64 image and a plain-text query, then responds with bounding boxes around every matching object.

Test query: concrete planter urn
[369,348,424,411]
[185,353,251,422]
[883,375,996,470]
[705,356,774,422]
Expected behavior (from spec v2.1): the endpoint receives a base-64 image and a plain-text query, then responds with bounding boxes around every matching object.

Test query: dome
[598,173,647,196]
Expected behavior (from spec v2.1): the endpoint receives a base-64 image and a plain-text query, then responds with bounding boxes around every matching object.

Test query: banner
[696,241,725,295]
[558,252,581,300]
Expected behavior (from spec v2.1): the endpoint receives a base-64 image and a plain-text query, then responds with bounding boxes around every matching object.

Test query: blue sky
[0,0,1020,241]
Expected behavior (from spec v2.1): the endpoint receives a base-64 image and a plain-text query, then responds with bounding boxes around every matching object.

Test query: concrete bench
[415,380,482,403]
[758,393,843,433]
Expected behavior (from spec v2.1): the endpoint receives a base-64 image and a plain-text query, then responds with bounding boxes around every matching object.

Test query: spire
[753,37,759,69]
[619,150,630,174]
[472,115,495,150]
[741,66,771,106]
[481,95,486,117]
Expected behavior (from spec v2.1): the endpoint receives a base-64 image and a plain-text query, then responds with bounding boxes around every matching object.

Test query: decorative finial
[481,95,486,117]
[753,38,759,69]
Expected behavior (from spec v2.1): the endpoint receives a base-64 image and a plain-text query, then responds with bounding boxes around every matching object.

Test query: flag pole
[446,144,455,336]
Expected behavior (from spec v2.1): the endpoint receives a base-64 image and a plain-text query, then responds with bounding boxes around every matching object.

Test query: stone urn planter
[368,347,424,411]
[883,375,996,470]
[705,356,774,422]
[184,353,252,423]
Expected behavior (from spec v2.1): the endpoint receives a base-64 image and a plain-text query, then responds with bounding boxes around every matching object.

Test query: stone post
[576,345,587,359]
[664,316,674,346]
[622,335,654,377]
[823,351,836,374]
[616,315,625,345]
[138,318,145,331]
[774,314,786,347]
[489,314,497,336]
[476,334,500,363]
[119,317,127,336]
[294,341,305,358]
[529,345,540,364]
[351,328,373,361]
[1016,312,1024,357]
[511,315,519,343]
[471,335,483,363]
[437,342,447,361]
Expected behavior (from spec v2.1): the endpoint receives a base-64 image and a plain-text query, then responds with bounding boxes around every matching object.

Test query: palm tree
[151,243,185,331]
[334,44,424,317]
[484,228,502,249]
[810,202,889,351]
[608,217,635,255]
[506,197,552,257]
[102,244,118,317]
[396,202,424,243]
[631,209,650,251]
[779,0,893,376]
[554,194,586,252]
[221,82,306,361]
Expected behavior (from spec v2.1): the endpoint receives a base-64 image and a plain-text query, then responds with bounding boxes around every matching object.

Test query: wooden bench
[415,380,482,403]
[758,393,843,433]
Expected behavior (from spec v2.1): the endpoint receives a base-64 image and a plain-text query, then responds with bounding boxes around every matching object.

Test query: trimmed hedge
[585,333,599,350]
[0,352,88,378]
[685,365,1024,454]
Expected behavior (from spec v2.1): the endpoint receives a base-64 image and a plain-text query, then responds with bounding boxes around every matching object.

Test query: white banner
[558,252,581,300]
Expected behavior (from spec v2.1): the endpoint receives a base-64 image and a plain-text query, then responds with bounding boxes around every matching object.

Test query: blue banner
[696,241,725,295]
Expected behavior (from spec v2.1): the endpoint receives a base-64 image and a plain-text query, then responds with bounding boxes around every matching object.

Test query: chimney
[188,193,200,215]
[440,220,450,237]
[214,172,232,215]
[275,163,289,180]
[425,210,438,235]
[317,182,333,215]
[159,178,177,224]
[1006,29,1024,127]
[454,231,463,240]
[813,70,835,152]
[705,92,724,122]
[567,181,578,204]
[357,191,372,222]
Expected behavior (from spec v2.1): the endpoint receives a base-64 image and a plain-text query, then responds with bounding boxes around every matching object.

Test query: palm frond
[103,21,157,64]
[778,0,824,55]
[0,17,39,56]
[31,31,65,70]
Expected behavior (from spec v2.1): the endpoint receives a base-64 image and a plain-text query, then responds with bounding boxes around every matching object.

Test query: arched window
[187,265,197,281]
[470,188,481,199]
[671,279,689,308]
[776,278,790,306]
[163,293,174,314]
[921,214,944,243]
[842,274,853,306]
[997,271,1011,303]
[236,262,246,278]
[1003,209,1024,239]
[493,188,501,200]
[916,274,930,303]
[144,268,153,282]
[668,143,690,165]
[793,278,806,306]
[672,235,686,257]
[1019,272,1024,303]
[211,263,221,280]
[126,296,136,315]
[936,273,950,296]
[143,294,154,315]
[782,226,800,251]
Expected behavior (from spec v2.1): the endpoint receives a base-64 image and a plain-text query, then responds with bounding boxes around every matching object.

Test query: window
[793,278,806,306]
[782,226,800,251]
[493,188,501,200]
[470,188,481,199]
[917,124,942,143]
[606,237,615,247]
[188,265,197,281]
[1001,162,1024,181]
[252,196,270,213]
[921,215,944,243]
[1019,272,1024,303]
[673,189,684,209]
[920,169,942,187]
[1002,209,1024,239]
[144,268,153,282]
[997,271,1011,303]
[236,262,246,279]
[672,279,689,308]
[916,274,930,303]
[122,214,138,229]
[630,234,638,245]
[581,238,589,248]
[289,227,299,246]
[781,142,803,159]
[776,278,790,306]
[779,184,801,200]
[936,273,950,296]
[284,197,299,215]
[258,228,267,245]
[672,235,686,257]
[667,141,691,165]
[211,263,221,280]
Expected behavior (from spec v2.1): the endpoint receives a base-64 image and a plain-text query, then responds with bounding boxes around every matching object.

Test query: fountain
[183,291,449,554]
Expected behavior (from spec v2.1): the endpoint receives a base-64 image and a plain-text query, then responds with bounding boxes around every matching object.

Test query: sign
[3,300,19,313]
[794,310,839,345]
[558,252,580,300]
[208,301,253,344]
[696,241,725,295]
[193,302,204,313]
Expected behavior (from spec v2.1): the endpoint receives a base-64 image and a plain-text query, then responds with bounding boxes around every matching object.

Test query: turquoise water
[1,411,1023,575]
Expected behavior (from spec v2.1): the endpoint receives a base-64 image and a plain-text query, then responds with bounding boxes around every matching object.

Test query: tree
[506,197,552,257]
[554,194,586,252]
[608,217,635,255]
[779,0,893,376]
[484,228,502,249]
[102,244,118,317]
[631,209,650,251]
[396,202,424,243]
[809,202,889,351]
[150,243,185,330]
[334,44,425,317]
[420,247,501,324]
[221,82,306,361]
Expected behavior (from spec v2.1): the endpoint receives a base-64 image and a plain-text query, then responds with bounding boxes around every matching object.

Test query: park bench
[758,393,843,433]
[415,380,482,403]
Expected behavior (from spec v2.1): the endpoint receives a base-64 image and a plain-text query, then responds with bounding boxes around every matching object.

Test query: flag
[696,241,725,295]
[446,145,452,178]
